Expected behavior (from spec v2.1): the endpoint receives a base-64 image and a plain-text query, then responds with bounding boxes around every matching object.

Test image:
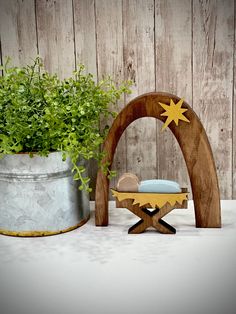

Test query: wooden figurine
[112,176,188,234]
[95,92,221,230]
[116,173,140,192]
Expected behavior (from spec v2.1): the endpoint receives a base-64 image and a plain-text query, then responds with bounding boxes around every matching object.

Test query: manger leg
[150,204,176,234]
[128,218,152,234]
[152,218,176,234]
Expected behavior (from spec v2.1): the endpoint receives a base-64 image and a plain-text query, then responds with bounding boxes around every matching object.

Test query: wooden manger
[95,92,221,232]
[112,188,188,234]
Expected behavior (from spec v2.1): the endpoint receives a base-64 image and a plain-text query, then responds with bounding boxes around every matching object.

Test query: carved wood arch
[95,92,221,228]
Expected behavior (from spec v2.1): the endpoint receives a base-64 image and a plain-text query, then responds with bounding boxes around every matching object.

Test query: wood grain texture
[0,0,38,65]
[123,0,156,181]
[95,92,221,228]
[155,0,192,194]
[233,1,236,199]
[193,0,234,199]
[0,30,2,76]
[0,0,235,199]
[73,0,97,78]
[95,0,126,193]
[116,173,140,192]
[73,0,97,199]
[115,198,178,234]
[36,0,75,78]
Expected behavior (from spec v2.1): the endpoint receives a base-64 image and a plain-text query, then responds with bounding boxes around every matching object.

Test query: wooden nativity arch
[95,92,221,228]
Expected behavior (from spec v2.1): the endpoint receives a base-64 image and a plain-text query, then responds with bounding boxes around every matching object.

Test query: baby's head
[116,173,139,192]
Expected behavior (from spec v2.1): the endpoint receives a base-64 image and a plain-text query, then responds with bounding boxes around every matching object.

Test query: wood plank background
[0,0,235,199]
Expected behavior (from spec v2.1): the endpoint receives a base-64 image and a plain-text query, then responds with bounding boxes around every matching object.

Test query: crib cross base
[118,199,178,234]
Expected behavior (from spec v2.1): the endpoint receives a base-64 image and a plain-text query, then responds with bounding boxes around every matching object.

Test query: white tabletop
[0,200,235,314]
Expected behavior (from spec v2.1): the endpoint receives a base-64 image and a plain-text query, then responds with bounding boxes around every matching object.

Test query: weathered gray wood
[123,0,156,181]
[193,0,234,199]
[36,0,75,78]
[0,32,2,76]
[0,0,235,199]
[73,0,97,78]
[73,0,97,199]
[95,0,126,193]
[0,0,38,65]
[155,0,192,195]
[233,2,236,199]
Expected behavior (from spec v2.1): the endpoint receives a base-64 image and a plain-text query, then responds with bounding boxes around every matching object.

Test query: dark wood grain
[95,92,221,228]
[116,199,177,234]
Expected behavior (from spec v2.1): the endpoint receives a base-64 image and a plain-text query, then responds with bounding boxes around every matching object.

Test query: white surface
[0,200,236,314]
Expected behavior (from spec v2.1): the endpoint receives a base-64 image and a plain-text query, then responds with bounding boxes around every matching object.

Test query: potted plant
[0,58,131,236]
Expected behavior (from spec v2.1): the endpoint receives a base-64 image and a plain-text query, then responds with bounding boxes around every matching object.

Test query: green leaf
[0,57,132,192]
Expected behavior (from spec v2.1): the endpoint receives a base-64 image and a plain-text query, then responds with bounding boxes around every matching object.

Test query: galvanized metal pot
[0,152,90,236]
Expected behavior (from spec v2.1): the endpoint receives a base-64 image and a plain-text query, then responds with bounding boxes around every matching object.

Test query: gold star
[158,98,190,131]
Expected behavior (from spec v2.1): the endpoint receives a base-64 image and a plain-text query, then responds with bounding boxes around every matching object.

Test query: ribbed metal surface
[0,152,90,235]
